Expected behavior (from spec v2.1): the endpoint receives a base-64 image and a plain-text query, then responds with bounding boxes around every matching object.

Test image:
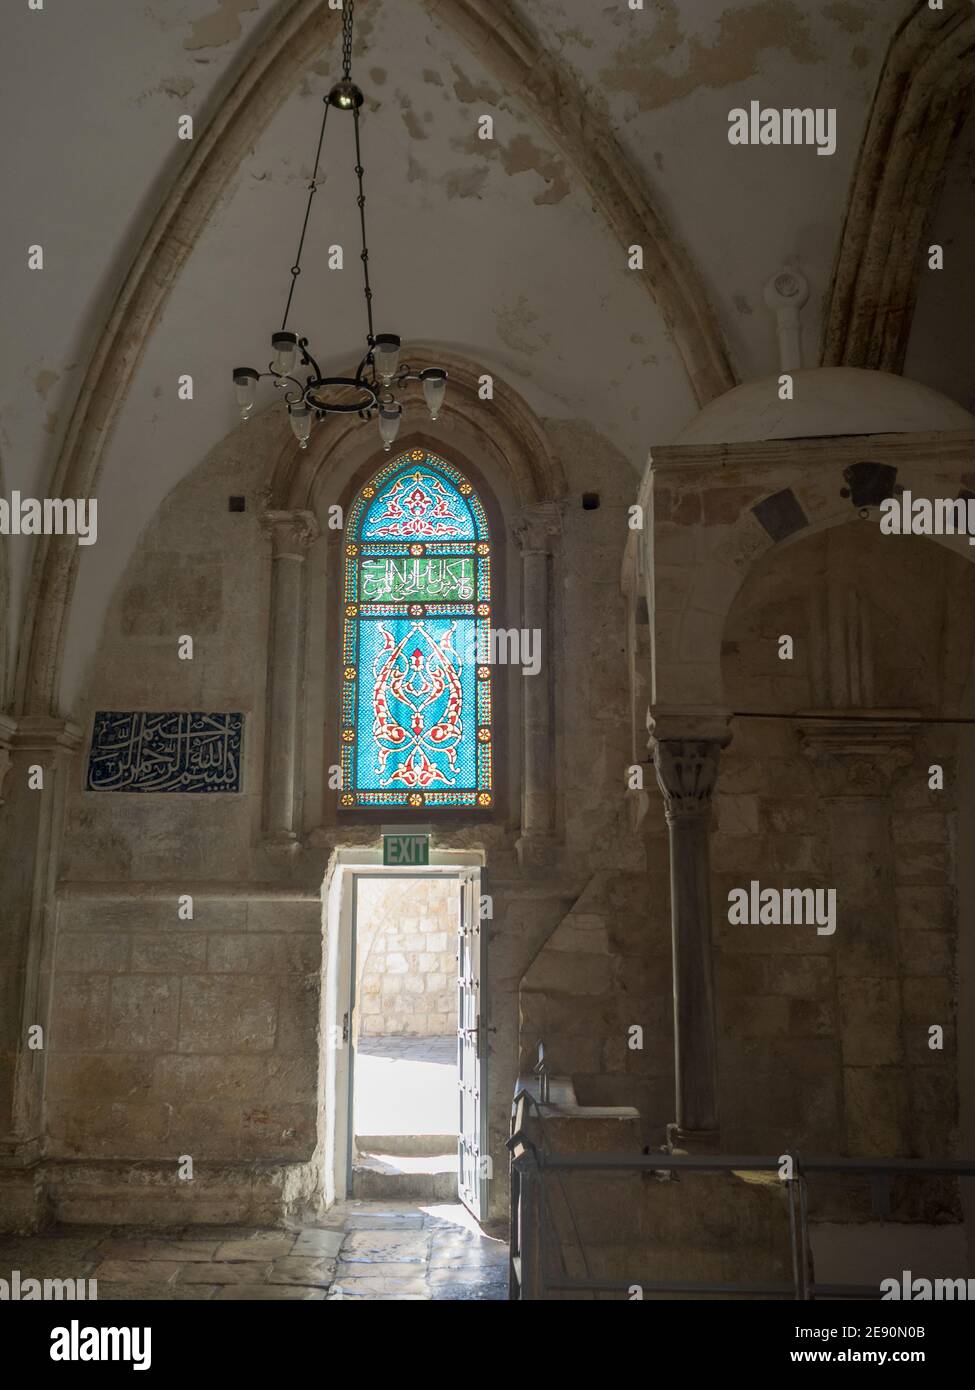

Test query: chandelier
[232,0,447,451]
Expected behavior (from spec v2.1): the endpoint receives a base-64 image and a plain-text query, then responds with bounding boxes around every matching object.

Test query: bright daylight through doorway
[352,876,460,1203]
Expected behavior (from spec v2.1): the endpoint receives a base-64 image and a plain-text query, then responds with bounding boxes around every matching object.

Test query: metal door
[457,868,487,1218]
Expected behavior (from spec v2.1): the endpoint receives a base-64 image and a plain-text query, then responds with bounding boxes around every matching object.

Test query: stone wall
[711,523,974,1172]
[0,409,645,1229]
[48,894,323,1167]
[519,864,674,1146]
[356,878,457,1037]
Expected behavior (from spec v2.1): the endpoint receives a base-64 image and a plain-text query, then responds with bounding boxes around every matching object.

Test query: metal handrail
[508,1084,975,1301]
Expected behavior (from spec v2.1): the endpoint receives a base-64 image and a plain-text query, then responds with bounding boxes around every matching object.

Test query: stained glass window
[339,448,493,810]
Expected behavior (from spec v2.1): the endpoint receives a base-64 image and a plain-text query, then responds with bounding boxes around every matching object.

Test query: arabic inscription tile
[86,712,243,793]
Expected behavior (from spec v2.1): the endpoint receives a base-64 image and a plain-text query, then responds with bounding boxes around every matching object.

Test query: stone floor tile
[430,1228,507,1251]
[90,1259,181,1284]
[96,1238,221,1262]
[347,1200,434,1215]
[429,1263,509,1284]
[290,1229,344,1257]
[0,1237,103,1263]
[0,1256,98,1280]
[341,1231,430,1262]
[214,1234,295,1261]
[161,1225,262,1240]
[429,1241,508,1269]
[328,1276,430,1299]
[178,1262,272,1284]
[344,1213,426,1231]
[429,1279,508,1301]
[94,1283,219,1301]
[213,1284,328,1300]
[335,1259,431,1280]
[267,1256,336,1286]
[429,1252,508,1273]
[5,1200,507,1301]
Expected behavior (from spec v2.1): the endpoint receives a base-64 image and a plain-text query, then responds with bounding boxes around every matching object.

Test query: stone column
[512,504,561,864]
[649,712,730,1142]
[0,716,81,1227]
[260,509,319,844]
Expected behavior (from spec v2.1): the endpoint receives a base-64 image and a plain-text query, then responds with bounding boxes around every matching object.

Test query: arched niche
[258,356,567,864]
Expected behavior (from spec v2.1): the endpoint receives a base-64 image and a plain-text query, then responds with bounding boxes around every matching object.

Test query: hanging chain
[352,100,375,348]
[342,0,355,81]
[280,100,330,331]
[282,0,374,354]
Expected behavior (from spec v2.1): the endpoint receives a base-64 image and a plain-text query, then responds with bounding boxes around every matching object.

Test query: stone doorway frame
[320,847,484,1207]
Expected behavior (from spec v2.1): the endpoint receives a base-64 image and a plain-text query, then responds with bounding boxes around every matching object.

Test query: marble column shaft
[513,504,561,843]
[261,510,319,841]
[651,734,727,1137]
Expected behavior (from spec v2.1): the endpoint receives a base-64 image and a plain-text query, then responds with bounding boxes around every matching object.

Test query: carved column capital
[651,737,727,823]
[512,502,562,555]
[647,707,731,822]
[260,508,320,558]
[797,712,918,795]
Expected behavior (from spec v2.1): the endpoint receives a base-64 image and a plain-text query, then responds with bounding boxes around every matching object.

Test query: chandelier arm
[297,338,324,383]
[280,100,331,330]
[351,100,376,348]
[353,350,377,389]
[259,369,304,392]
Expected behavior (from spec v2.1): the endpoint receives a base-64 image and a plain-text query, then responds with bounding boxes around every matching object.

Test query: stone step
[356,1134,456,1158]
[352,1152,458,1201]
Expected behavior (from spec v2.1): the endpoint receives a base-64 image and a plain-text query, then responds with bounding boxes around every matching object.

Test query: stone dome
[674,367,975,446]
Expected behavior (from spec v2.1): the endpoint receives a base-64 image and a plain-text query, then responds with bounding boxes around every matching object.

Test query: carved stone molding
[6,716,84,758]
[0,713,15,804]
[512,502,563,556]
[823,2,975,371]
[798,712,919,795]
[260,508,320,554]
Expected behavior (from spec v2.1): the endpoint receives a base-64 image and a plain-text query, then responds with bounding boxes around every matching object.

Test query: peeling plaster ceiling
[1,0,971,712]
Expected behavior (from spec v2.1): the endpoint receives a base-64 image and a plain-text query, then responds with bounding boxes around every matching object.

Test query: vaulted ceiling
[2,0,973,712]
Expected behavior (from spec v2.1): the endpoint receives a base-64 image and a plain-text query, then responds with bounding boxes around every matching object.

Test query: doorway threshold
[353,1151,459,1201]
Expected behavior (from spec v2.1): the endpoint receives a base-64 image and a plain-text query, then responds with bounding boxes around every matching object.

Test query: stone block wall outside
[356,878,458,1037]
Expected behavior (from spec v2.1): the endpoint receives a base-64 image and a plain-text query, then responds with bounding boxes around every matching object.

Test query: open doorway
[322,853,487,1220]
[352,875,459,1200]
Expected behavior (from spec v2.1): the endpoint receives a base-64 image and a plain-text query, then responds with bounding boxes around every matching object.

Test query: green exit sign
[383,833,430,866]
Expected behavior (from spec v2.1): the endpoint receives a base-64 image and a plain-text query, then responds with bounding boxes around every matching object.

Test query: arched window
[339,448,493,810]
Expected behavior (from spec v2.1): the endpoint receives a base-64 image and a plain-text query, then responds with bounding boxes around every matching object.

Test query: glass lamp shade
[271,332,299,377]
[373,334,402,385]
[288,405,313,449]
[420,368,447,420]
[233,367,260,419]
[378,402,402,451]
